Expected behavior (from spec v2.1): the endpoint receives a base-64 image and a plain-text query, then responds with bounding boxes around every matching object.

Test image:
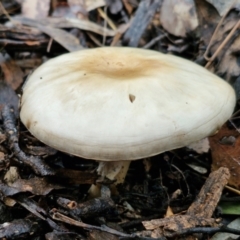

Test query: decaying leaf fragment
[160,0,199,37]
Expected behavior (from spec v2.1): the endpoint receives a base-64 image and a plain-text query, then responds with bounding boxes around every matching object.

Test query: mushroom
[20,47,236,196]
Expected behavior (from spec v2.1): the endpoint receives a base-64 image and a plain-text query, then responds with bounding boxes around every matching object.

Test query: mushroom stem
[88,160,131,198]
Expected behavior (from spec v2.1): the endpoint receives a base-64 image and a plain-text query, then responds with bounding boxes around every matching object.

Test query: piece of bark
[142,167,230,238]
[187,167,230,218]
[143,215,217,237]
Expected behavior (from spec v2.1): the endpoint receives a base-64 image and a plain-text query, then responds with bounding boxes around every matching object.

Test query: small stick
[52,209,167,239]
[51,210,133,238]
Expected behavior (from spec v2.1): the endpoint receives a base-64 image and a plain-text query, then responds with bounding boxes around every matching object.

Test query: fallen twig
[1,105,55,176]
[51,210,167,240]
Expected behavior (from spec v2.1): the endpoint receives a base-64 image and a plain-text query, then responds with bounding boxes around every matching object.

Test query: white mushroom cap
[20,47,236,161]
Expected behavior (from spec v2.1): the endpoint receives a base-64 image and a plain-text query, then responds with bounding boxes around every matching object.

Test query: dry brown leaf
[12,17,83,51]
[14,16,116,37]
[0,178,62,196]
[21,0,51,19]
[0,53,23,90]
[209,124,240,189]
[37,24,83,52]
[11,177,63,195]
[160,0,198,37]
